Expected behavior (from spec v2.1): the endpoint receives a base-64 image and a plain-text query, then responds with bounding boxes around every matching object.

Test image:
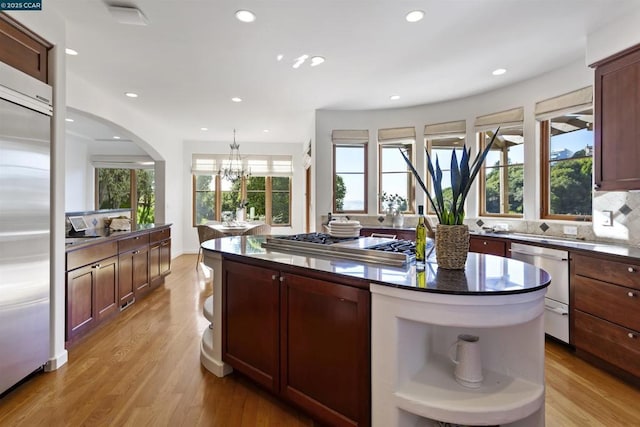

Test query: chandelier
[219,129,250,182]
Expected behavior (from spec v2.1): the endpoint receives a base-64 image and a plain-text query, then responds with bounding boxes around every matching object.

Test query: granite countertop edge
[65,223,172,250]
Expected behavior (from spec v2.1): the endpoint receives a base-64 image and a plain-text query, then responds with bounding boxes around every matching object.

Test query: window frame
[540,119,593,221]
[332,143,368,214]
[378,141,415,214]
[192,175,291,227]
[478,130,525,218]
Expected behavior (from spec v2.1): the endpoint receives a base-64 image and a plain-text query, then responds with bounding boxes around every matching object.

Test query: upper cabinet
[0,13,50,83]
[593,44,640,191]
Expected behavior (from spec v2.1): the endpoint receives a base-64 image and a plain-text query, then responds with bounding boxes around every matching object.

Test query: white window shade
[475,107,524,132]
[378,126,416,142]
[535,86,593,120]
[332,129,369,144]
[424,120,466,139]
[192,154,292,176]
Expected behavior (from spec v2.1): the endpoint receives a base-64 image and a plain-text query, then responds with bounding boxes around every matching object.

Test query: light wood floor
[1,254,638,426]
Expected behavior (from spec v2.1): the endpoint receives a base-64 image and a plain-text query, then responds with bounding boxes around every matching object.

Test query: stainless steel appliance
[510,242,570,343]
[262,232,426,266]
[0,62,52,394]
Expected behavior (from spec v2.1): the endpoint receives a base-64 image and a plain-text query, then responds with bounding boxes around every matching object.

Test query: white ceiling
[52,0,638,147]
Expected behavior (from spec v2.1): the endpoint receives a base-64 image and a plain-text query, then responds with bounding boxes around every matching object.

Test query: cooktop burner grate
[274,232,360,245]
[365,240,417,256]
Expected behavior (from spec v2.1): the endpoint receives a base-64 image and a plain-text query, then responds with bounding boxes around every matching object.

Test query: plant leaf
[398,148,442,223]
[450,149,461,222]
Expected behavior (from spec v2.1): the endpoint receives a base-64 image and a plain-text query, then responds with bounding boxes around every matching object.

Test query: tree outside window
[541,108,593,219]
[480,128,524,216]
[96,168,155,224]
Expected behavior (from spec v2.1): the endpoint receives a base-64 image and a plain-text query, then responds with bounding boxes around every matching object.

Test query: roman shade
[424,120,466,139]
[378,126,416,142]
[331,129,369,144]
[535,86,593,120]
[192,154,292,176]
[475,107,524,131]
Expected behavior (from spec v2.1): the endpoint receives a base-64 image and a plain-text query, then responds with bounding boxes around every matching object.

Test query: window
[332,130,368,213]
[479,128,525,216]
[424,120,466,215]
[475,108,525,217]
[536,87,593,220]
[192,154,293,226]
[96,168,155,224]
[378,127,416,213]
[541,108,593,219]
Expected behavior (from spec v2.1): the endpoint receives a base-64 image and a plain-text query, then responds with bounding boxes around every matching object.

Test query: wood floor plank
[0,254,638,426]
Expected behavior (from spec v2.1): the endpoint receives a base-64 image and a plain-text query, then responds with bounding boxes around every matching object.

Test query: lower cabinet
[119,245,149,304]
[469,235,509,256]
[222,259,371,427]
[150,228,171,286]
[66,254,118,342]
[571,253,640,384]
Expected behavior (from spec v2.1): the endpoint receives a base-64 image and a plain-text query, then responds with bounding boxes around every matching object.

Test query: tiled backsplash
[65,209,132,233]
[323,190,640,247]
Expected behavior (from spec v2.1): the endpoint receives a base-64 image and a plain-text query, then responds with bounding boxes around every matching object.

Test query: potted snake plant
[399,127,500,269]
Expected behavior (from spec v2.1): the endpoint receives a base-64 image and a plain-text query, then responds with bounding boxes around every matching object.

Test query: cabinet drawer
[150,227,171,243]
[118,233,149,253]
[573,310,640,378]
[573,253,640,290]
[574,275,640,331]
[67,241,118,271]
[469,237,506,256]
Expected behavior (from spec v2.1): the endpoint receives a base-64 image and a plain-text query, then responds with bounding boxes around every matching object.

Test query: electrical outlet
[602,210,613,226]
[563,226,578,236]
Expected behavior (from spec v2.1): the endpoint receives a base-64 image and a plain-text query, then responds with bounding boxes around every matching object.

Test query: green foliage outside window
[97,168,131,209]
[136,169,155,224]
[549,156,592,216]
[271,177,290,224]
[334,175,346,210]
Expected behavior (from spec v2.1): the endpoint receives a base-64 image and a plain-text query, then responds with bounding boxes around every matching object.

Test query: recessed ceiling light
[235,10,256,23]
[293,54,309,69]
[310,56,325,67]
[263,129,269,133]
[65,118,74,122]
[125,92,138,98]
[276,54,284,61]
[405,10,425,23]
[492,68,507,76]
[231,97,242,103]
[200,127,208,131]
[113,136,121,140]
[65,48,78,56]
[390,95,400,100]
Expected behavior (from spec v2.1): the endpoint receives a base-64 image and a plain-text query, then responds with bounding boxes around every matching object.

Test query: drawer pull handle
[483,241,487,245]
[628,291,636,298]
[134,236,140,240]
[133,250,139,255]
[271,274,277,280]
[92,263,101,269]
[629,333,636,339]
[629,267,636,273]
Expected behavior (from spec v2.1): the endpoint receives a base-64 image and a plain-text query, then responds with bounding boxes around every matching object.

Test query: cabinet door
[118,253,135,305]
[95,256,118,321]
[222,260,280,392]
[594,44,640,191]
[281,273,370,427]
[66,265,95,340]
[132,246,150,295]
[149,242,161,284]
[159,239,171,276]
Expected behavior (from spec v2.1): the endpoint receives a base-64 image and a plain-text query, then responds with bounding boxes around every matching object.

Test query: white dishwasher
[510,243,570,343]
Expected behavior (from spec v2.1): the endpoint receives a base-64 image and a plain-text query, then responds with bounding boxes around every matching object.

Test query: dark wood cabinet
[593,43,640,191]
[281,272,370,427]
[66,241,118,343]
[222,258,371,426]
[0,14,50,83]
[65,226,171,345]
[222,260,280,392]
[149,228,171,286]
[118,233,150,305]
[469,235,509,257]
[571,252,640,384]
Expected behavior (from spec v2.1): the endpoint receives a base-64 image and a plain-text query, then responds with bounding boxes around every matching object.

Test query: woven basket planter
[435,224,470,270]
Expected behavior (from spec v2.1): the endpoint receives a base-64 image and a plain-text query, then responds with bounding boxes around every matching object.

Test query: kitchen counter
[470,230,640,261]
[65,223,171,249]
[201,235,551,295]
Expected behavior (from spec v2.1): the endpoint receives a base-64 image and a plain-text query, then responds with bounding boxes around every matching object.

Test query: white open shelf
[394,354,544,426]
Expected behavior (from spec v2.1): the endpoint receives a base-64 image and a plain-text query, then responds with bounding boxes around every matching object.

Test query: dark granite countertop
[202,236,551,296]
[65,223,171,250]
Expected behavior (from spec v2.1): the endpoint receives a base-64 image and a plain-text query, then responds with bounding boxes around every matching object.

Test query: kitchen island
[201,235,551,427]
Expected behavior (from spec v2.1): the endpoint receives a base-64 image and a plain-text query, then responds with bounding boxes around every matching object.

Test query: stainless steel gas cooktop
[262,233,423,266]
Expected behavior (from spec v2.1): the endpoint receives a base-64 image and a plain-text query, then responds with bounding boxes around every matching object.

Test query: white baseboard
[45,350,68,371]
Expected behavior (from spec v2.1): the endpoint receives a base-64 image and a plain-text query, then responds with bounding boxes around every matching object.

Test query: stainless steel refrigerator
[0,61,52,395]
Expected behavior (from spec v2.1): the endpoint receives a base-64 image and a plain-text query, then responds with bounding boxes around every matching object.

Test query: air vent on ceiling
[95,138,133,142]
[107,5,149,26]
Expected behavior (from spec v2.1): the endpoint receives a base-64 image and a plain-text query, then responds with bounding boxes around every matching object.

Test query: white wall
[315,59,593,228]
[64,134,90,211]
[182,140,306,253]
